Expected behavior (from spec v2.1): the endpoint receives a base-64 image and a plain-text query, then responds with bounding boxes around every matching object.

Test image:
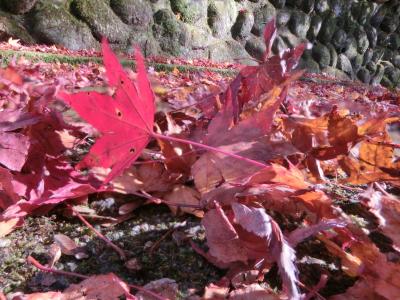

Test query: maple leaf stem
[300,274,328,300]
[67,204,127,260]
[151,132,267,168]
[130,190,203,209]
[27,256,170,300]
[28,256,89,279]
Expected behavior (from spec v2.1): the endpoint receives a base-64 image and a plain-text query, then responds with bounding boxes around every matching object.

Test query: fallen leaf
[0,217,20,237]
[12,291,64,300]
[0,132,30,171]
[360,188,400,248]
[317,235,363,277]
[47,243,62,268]
[63,273,135,300]
[229,283,280,300]
[0,66,23,85]
[59,39,155,183]
[202,202,300,299]
[136,278,178,300]
[54,233,80,256]
[7,37,21,48]
[0,166,19,210]
[331,240,400,300]
[287,219,347,247]
[202,204,248,263]
[163,185,203,217]
[203,279,230,299]
[232,203,300,300]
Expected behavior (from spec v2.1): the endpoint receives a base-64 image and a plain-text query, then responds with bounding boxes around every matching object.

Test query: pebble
[0,239,11,248]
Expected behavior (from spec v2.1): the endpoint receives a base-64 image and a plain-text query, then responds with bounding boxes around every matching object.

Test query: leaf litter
[1,19,400,299]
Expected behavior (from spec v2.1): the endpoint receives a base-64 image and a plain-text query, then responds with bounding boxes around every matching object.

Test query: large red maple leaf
[59,39,155,183]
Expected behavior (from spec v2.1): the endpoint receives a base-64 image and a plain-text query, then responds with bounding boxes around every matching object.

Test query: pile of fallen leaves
[1,20,400,299]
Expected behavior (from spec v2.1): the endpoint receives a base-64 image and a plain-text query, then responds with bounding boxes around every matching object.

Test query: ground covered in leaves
[1,23,400,300]
[1,183,395,299]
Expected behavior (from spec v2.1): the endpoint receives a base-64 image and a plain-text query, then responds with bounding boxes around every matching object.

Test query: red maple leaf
[0,112,99,221]
[58,39,155,183]
[237,19,305,117]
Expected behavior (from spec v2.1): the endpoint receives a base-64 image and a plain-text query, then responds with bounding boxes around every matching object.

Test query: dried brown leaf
[164,185,203,217]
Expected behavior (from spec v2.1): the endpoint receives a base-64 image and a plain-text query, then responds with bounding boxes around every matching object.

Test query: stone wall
[0,0,400,87]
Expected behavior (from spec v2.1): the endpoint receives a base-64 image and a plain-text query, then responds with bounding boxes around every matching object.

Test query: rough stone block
[231,10,254,41]
[110,0,153,27]
[71,0,130,43]
[29,3,97,50]
[312,42,330,68]
[289,10,310,39]
[252,2,276,36]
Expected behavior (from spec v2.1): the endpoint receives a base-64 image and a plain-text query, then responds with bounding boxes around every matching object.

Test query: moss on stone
[33,0,69,11]
[170,0,196,23]
[153,9,178,33]
[70,0,130,43]
[110,0,153,27]
[153,9,187,56]
[207,1,219,32]
[1,0,38,14]
[27,2,97,50]
[0,15,35,44]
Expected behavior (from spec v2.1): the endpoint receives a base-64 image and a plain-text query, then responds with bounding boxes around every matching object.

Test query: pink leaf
[0,110,39,132]
[64,273,136,300]
[0,218,20,238]
[0,132,30,171]
[361,188,400,249]
[202,204,248,263]
[287,219,347,247]
[0,167,19,210]
[232,203,300,300]
[263,18,277,60]
[12,273,136,300]
[232,202,273,239]
[282,43,307,71]
[229,283,280,300]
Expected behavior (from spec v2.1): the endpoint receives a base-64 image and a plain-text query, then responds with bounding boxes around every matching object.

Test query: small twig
[130,190,203,209]
[374,182,393,198]
[302,274,328,300]
[149,227,175,255]
[67,204,127,260]
[27,256,169,300]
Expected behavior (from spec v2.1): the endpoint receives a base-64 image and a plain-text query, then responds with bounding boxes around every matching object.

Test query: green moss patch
[0,49,237,76]
[170,0,197,23]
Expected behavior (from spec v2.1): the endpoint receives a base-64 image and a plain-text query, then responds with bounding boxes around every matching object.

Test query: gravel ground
[0,204,222,298]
